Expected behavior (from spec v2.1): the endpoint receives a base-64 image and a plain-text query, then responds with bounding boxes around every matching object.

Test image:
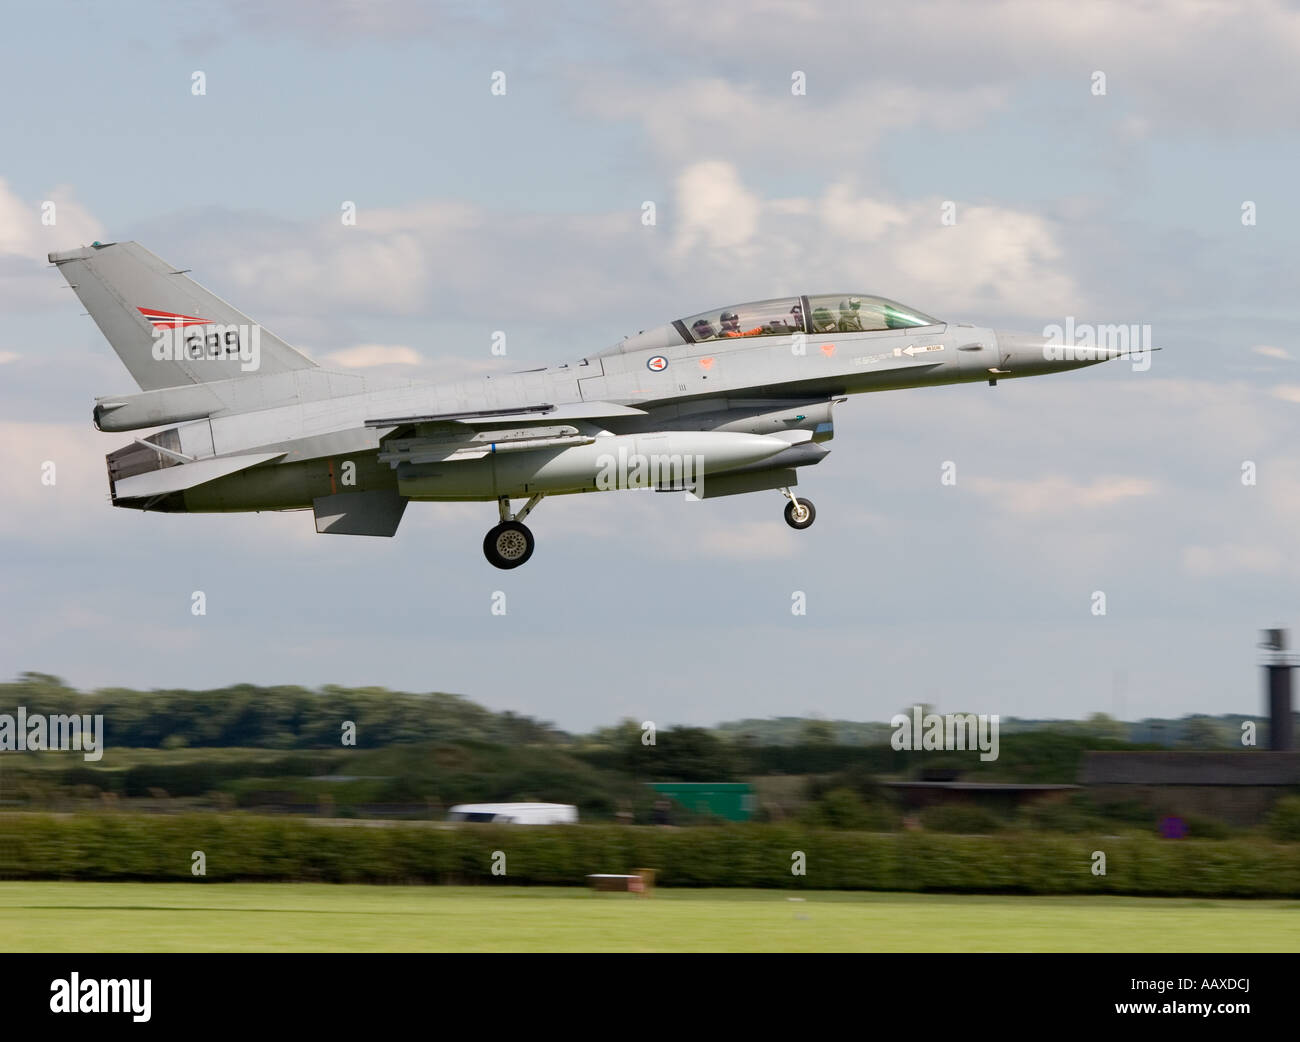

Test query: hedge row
[2,815,1299,895]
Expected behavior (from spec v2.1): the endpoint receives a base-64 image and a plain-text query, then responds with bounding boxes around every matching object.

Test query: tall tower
[1259,629,1296,751]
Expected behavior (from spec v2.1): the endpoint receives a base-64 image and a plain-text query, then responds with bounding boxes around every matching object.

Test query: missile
[618,431,790,472]
[395,430,791,499]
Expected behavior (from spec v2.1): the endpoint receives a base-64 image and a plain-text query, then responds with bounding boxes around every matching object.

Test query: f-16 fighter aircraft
[50,241,1129,568]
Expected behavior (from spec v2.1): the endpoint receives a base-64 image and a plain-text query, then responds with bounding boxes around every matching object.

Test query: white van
[447,802,578,825]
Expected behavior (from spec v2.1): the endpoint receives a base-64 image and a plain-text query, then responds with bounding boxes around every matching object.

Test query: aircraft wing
[364,401,649,466]
[112,451,285,501]
[363,400,646,432]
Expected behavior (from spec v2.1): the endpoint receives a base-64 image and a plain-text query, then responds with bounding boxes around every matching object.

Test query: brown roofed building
[1080,751,1300,825]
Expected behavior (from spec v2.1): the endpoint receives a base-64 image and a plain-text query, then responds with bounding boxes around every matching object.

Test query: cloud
[115,161,1080,353]
[969,474,1157,517]
[0,179,104,260]
[818,185,908,243]
[215,0,1300,144]
[578,72,1008,172]
[672,161,762,255]
[1182,543,1285,577]
[228,0,480,44]
[0,180,106,310]
[1271,385,1300,403]
[668,164,1080,314]
[584,0,1300,134]
[323,343,425,368]
[889,204,1076,314]
[222,231,432,318]
[659,517,801,561]
[1253,345,1292,360]
[0,421,112,538]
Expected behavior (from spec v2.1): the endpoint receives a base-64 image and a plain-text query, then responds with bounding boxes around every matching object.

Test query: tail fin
[49,241,316,391]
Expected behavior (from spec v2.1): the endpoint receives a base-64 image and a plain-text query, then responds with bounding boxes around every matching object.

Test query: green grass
[1,883,1297,952]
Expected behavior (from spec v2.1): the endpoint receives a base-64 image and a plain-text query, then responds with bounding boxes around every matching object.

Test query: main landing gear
[781,487,815,530]
[483,494,544,569]
[483,488,813,566]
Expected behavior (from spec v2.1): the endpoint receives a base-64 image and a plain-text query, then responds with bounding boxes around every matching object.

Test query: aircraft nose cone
[995,330,1134,374]
[995,330,1091,375]
[994,331,1053,373]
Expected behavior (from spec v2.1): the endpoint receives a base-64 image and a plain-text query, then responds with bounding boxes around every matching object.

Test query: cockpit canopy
[681,295,939,342]
[604,295,941,355]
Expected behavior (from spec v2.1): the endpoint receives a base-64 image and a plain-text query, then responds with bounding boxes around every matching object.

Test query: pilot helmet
[847,297,863,309]
[691,318,715,338]
[719,310,739,327]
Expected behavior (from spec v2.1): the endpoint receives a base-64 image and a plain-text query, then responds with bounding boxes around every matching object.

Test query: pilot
[838,297,865,332]
[810,306,839,333]
[719,310,765,338]
[691,318,717,341]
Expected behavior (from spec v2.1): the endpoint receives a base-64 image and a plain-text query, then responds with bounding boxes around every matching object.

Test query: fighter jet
[50,241,1132,568]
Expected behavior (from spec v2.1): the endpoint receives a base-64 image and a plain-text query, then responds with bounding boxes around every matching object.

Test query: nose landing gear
[483,493,544,569]
[781,487,815,530]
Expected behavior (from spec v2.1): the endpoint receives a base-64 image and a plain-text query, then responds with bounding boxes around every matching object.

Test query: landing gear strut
[483,494,543,569]
[781,487,815,530]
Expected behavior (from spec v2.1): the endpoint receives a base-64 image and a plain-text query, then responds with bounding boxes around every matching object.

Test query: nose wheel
[781,488,815,530]
[484,493,543,569]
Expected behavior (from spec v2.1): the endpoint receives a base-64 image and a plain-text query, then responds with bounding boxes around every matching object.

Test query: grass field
[2,883,1298,951]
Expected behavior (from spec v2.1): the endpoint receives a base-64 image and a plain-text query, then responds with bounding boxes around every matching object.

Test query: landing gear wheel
[484,520,535,569]
[784,497,816,530]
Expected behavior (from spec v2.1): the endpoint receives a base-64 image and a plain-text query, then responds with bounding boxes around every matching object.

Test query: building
[648,782,754,822]
[1080,751,1300,826]
[883,779,1078,818]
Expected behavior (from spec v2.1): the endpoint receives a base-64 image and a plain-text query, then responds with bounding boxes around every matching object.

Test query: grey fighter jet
[50,242,1131,568]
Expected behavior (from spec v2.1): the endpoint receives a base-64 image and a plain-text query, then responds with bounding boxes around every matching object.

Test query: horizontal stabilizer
[112,451,284,501]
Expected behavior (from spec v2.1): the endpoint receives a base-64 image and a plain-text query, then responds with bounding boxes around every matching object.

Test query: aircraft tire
[784,498,816,530]
[484,520,535,569]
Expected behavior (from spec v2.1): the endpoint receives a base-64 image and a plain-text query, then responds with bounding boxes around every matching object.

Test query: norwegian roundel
[646,355,668,372]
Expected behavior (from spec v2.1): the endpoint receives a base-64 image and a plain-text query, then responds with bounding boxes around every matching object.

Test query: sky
[1,0,1298,730]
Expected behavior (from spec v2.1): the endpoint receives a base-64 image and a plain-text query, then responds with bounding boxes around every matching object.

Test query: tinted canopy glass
[805,295,939,333]
[680,297,804,343]
[677,295,939,343]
